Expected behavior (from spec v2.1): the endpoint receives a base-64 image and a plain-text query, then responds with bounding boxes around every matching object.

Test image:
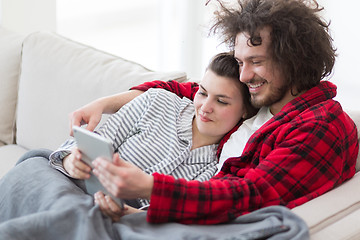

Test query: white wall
[0,0,2,25]
[319,0,360,111]
[1,0,56,35]
[56,0,217,82]
[0,0,359,110]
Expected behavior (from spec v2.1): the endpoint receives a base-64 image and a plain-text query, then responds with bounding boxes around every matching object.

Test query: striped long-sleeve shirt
[49,88,219,207]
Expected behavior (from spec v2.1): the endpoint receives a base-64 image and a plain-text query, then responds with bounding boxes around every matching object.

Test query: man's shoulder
[290,99,357,138]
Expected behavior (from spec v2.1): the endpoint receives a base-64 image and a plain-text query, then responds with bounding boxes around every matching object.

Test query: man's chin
[250,97,265,108]
[250,94,280,109]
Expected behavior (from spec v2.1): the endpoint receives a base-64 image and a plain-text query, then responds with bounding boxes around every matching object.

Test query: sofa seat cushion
[0,28,25,145]
[16,31,187,151]
[0,144,28,178]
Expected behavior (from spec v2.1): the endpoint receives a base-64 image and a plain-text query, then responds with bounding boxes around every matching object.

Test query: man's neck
[269,89,305,115]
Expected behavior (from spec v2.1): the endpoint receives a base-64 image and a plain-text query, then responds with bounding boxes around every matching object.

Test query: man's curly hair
[210,0,337,93]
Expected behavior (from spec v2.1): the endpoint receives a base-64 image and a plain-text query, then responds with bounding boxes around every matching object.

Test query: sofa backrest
[347,110,360,172]
[1,28,360,172]
[15,31,187,151]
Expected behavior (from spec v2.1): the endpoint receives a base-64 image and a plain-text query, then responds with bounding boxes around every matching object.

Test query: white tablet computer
[73,126,124,208]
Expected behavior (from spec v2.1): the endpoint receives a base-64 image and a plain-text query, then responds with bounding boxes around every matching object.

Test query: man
[71,0,359,224]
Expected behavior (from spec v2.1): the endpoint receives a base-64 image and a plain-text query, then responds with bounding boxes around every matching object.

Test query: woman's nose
[201,99,213,113]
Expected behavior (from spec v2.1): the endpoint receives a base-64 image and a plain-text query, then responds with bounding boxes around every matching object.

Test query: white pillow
[16,31,187,150]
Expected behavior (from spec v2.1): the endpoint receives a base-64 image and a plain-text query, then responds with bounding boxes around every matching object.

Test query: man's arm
[146,117,358,224]
[69,80,199,135]
[130,80,199,100]
[69,90,143,135]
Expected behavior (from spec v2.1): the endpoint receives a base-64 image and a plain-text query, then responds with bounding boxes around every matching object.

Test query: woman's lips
[199,114,211,122]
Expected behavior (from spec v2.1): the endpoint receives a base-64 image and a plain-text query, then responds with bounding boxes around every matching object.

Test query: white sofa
[0,27,359,239]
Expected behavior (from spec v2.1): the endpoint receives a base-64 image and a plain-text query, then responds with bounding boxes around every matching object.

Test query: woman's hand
[63,147,91,179]
[94,191,143,222]
[92,153,154,200]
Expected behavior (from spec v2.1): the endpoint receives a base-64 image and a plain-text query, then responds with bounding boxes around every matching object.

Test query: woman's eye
[252,60,262,65]
[199,91,207,96]
[217,100,229,105]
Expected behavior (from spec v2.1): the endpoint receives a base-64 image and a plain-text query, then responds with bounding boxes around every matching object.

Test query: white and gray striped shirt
[49,89,219,207]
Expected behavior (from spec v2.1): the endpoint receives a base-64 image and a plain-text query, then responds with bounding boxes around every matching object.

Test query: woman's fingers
[94,192,126,222]
[64,148,91,179]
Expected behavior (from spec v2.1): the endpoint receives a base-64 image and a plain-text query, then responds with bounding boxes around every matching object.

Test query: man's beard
[250,83,289,108]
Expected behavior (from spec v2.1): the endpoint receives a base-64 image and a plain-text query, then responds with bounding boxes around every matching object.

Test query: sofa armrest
[0,27,25,145]
[292,172,360,238]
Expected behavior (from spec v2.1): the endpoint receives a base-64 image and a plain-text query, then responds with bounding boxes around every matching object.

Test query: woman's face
[193,69,246,142]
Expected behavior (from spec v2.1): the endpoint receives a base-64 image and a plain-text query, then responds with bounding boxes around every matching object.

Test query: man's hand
[92,153,154,200]
[94,191,143,222]
[68,90,144,136]
[69,101,103,136]
[63,147,91,179]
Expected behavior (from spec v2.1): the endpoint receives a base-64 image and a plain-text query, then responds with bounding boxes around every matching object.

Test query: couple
[0,0,357,234]
[66,0,358,224]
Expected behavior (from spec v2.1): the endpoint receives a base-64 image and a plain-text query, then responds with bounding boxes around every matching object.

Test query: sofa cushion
[0,28,25,146]
[16,31,187,151]
[0,144,28,178]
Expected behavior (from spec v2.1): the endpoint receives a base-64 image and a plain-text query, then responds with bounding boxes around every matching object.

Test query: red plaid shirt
[131,80,359,224]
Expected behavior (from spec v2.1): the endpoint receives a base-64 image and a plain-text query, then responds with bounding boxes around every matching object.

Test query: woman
[49,52,257,220]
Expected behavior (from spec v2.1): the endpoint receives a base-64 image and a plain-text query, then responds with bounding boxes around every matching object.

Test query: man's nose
[239,64,254,83]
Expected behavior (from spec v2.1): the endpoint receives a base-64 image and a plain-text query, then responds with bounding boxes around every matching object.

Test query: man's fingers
[113,154,132,168]
[92,163,123,197]
[112,153,126,166]
[85,120,97,132]
[93,167,113,191]
[93,157,121,176]
[69,112,81,136]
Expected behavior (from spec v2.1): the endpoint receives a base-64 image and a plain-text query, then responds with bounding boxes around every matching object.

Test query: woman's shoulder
[146,88,192,104]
